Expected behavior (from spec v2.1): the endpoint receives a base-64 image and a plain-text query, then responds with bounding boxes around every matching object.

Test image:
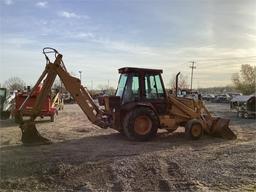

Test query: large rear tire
[123,107,158,141]
[185,119,203,140]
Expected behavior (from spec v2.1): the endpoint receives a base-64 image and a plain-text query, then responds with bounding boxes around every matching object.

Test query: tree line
[1,64,255,95]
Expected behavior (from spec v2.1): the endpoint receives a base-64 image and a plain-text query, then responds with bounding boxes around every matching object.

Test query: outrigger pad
[210,118,237,140]
[20,122,52,146]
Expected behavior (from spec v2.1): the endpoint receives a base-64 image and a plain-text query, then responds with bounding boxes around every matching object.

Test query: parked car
[214,94,231,103]
[202,94,215,102]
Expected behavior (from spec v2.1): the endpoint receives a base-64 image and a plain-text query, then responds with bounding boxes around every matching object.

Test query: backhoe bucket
[209,117,237,140]
[20,122,51,145]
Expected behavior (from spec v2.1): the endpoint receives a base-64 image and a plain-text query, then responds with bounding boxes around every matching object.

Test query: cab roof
[118,67,163,74]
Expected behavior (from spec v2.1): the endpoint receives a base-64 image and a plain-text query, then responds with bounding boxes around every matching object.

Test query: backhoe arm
[18,48,109,145]
[52,54,108,127]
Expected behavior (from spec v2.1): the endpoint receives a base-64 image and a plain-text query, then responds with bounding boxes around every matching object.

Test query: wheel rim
[134,115,152,135]
[191,124,202,137]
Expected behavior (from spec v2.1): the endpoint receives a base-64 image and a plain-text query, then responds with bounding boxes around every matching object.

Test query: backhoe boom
[18,49,108,145]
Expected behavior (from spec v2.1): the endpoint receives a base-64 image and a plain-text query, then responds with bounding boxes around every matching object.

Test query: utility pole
[78,70,82,83]
[190,61,196,91]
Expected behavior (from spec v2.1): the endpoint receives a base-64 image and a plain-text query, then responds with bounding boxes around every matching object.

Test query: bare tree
[4,77,26,91]
[97,84,108,91]
[97,84,115,95]
[232,64,256,95]
[169,73,189,91]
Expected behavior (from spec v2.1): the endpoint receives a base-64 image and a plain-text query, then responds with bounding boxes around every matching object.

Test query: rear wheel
[50,114,55,122]
[185,119,203,140]
[14,113,22,123]
[123,107,158,141]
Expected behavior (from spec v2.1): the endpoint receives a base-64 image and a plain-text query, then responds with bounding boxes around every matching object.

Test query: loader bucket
[209,117,237,140]
[20,121,52,145]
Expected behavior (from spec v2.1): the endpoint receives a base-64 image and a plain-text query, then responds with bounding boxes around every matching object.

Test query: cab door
[143,74,168,115]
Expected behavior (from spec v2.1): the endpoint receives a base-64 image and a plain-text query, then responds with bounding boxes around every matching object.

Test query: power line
[197,63,241,69]
[196,61,256,69]
[197,56,256,62]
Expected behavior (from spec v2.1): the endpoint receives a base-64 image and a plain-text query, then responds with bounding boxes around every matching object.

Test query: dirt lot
[0,103,255,191]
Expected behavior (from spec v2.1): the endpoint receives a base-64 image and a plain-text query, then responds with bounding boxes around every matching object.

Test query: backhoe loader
[17,48,236,145]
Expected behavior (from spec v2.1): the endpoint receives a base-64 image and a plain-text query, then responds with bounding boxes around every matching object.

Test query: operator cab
[115,67,167,114]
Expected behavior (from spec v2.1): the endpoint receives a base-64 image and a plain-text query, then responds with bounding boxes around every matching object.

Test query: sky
[0,0,256,89]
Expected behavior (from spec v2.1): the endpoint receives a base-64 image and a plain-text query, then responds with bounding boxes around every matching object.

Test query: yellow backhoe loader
[16,48,236,145]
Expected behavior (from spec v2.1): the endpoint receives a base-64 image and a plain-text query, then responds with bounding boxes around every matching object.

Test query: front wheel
[123,107,158,141]
[185,119,203,140]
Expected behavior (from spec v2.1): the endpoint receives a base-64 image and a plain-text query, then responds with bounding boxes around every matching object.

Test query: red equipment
[14,85,57,122]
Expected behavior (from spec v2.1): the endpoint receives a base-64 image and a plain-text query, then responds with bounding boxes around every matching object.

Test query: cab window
[145,74,164,99]
[123,75,140,103]
[116,74,128,97]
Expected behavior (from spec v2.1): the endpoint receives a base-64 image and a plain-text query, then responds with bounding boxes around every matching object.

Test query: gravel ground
[0,103,255,191]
